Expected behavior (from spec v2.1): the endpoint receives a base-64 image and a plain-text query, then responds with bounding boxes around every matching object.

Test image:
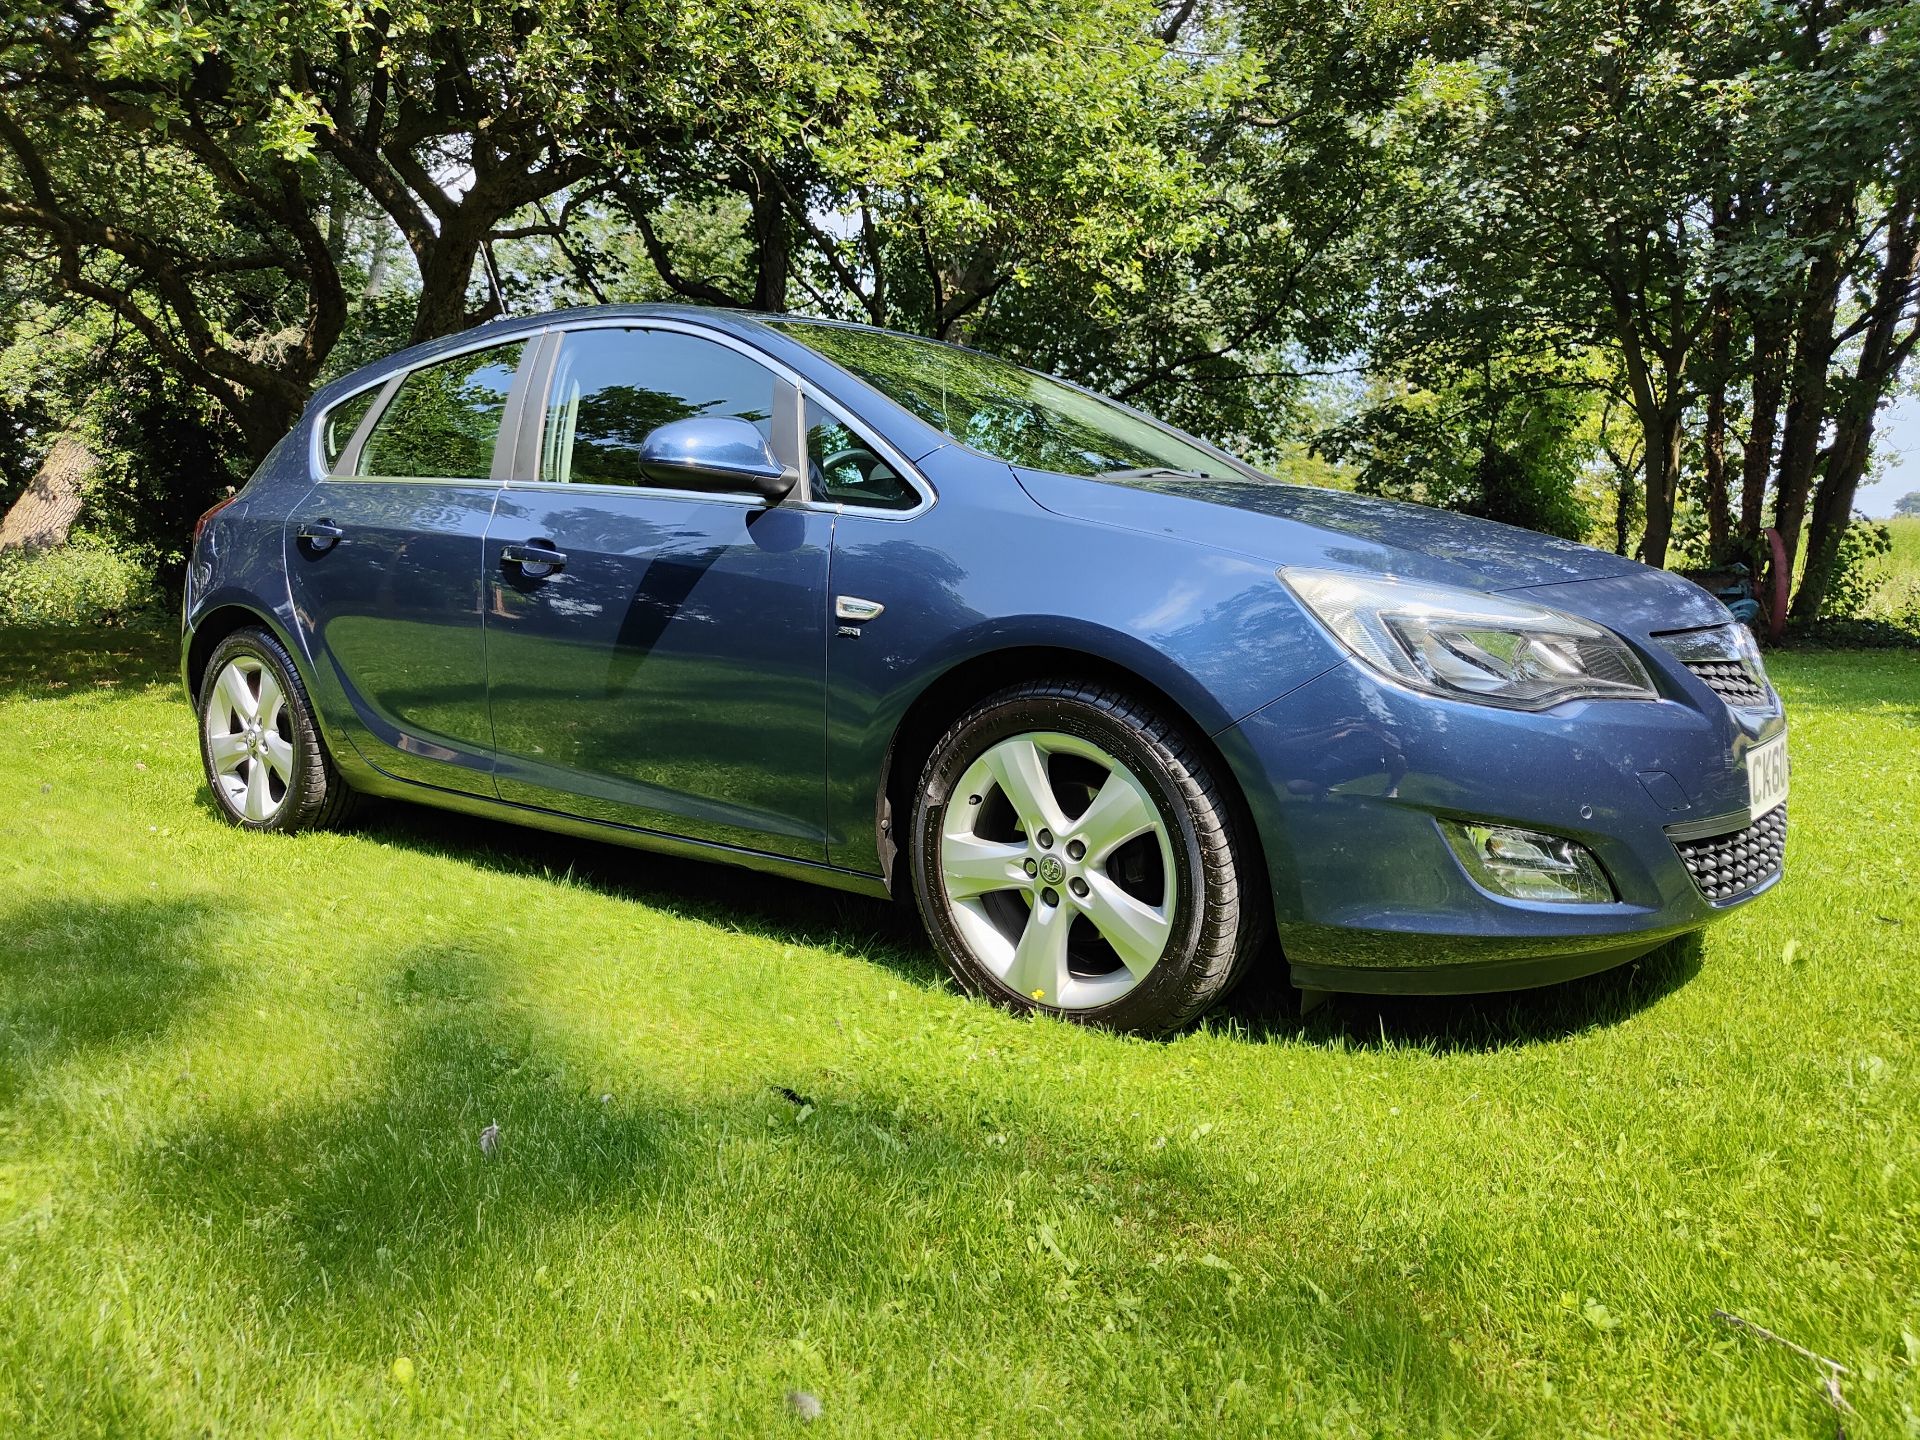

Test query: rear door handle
[501,541,567,573]
[298,519,344,548]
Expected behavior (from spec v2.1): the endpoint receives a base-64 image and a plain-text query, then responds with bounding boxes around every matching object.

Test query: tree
[0,0,707,455]
[1352,0,1740,568]
[1330,0,1919,614]
[1750,1,1920,617]
[1896,490,1920,515]
[0,0,1280,461]
[1319,355,1600,542]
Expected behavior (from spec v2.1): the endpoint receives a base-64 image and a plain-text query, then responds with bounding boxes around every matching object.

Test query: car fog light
[1441,821,1615,904]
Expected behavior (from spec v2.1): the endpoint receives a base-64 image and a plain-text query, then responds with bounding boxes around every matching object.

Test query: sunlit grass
[1864,516,1920,622]
[1,627,1916,1436]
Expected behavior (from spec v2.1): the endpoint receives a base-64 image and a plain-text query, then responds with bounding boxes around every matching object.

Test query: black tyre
[197,626,357,832]
[910,680,1264,1034]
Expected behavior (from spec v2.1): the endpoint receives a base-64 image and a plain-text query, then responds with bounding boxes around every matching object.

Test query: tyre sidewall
[912,690,1210,1031]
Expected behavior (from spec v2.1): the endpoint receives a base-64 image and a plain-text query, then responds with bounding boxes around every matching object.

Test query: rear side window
[320,385,380,472]
[541,328,775,486]
[360,342,525,479]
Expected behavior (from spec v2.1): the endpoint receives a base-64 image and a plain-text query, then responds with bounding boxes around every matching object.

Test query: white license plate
[1746,733,1789,817]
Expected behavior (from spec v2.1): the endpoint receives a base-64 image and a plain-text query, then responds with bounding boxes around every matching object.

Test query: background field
[1864,516,1920,625]
[1,629,1916,1437]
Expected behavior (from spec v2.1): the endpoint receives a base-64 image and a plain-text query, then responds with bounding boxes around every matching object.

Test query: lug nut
[1023,858,1038,877]
[1037,829,1054,848]
[1069,877,1088,898]
[1041,887,1059,907]
[1066,839,1085,861]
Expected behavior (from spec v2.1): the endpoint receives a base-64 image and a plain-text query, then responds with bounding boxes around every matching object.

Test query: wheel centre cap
[1038,855,1066,886]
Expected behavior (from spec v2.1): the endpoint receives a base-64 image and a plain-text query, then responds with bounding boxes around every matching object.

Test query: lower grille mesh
[1673,805,1787,902]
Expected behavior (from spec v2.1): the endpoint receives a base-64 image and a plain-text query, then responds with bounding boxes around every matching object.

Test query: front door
[285,338,528,796]
[482,325,832,860]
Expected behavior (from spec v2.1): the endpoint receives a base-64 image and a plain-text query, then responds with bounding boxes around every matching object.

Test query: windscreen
[769,321,1241,480]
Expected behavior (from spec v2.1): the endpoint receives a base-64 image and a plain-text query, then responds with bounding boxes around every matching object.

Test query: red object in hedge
[1761,527,1789,642]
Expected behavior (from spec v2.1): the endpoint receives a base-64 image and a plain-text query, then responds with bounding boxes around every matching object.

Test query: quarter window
[321,385,380,472]
[805,398,917,511]
[542,328,775,487]
[359,342,525,479]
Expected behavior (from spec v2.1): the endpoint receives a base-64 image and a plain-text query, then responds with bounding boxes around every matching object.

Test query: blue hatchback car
[182,304,1788,1033]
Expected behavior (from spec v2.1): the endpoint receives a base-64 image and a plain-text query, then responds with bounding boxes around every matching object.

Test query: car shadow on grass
[350,792,947,985]
[1222,933,1706,1053]
[325,792,1701,1053]
[0,895,229,1102]
[109,936,1510,1427]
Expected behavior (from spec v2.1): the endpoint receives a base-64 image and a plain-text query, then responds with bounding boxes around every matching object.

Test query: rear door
[286,337,531,796]
[481,323,834,859]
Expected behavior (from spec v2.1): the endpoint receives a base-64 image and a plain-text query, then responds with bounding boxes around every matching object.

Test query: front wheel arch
[877,646,1270,913]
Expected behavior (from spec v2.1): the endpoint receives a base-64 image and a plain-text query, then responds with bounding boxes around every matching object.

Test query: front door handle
[501,541,568,573]
[298,519,344,549]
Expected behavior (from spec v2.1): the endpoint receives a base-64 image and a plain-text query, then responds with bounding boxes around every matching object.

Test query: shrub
[0,538,161,627]
[1822,518,1895,620]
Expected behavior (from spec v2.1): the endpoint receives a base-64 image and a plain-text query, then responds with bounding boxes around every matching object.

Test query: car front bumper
[1217,650,1786,994]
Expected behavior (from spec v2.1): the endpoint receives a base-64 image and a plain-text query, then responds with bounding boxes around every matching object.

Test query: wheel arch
[875,644,1271,916]
[183,601,306,702]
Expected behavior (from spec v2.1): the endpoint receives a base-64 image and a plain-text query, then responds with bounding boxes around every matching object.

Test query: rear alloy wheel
[197,626,356,833]
[911,680,1263,1034]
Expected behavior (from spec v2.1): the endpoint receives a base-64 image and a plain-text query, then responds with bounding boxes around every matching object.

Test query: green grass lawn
[2,628,1917,1437]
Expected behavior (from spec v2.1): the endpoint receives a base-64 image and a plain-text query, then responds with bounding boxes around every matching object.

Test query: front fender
[822,452,1346,873]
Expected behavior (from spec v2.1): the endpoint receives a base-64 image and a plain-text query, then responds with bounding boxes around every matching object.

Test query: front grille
[1673,805,1787,902]
[1685,659,1773,710]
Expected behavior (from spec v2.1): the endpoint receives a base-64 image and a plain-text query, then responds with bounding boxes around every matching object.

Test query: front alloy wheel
[940,731,1176,1009]
[912,680,1263,1034]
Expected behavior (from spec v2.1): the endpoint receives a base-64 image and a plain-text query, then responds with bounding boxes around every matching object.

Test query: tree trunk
[1770,206,1849,573]
[749,170,790,313]
[1791,187,1919,621]
[1637,406,1686,569]
[1613,464,1639,556]
[0,431,91,552]
[1739,307,1786,544]
[409,236,483,343]
[1701,305,1732,561]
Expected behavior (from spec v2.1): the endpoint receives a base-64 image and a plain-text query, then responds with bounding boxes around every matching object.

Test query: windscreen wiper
[1098,466,1219,480]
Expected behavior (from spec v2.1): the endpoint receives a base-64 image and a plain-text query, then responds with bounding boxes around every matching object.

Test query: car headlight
[1281,568,1656,710]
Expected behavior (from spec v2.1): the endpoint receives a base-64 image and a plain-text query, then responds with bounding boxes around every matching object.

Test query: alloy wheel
[205,655,294,822]
[938,731,1176,1009]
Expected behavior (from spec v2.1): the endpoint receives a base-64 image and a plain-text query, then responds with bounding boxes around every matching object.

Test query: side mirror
[637,417,798,505]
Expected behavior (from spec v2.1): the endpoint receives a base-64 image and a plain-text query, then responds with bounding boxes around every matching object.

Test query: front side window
[770,321,1238,481]
[359,341,525,479]
[805,398,917,510]
[541,328,775,486]
[321,385,380,472]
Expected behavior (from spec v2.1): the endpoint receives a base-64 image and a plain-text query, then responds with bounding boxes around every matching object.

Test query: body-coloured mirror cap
[638,417,797,504]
